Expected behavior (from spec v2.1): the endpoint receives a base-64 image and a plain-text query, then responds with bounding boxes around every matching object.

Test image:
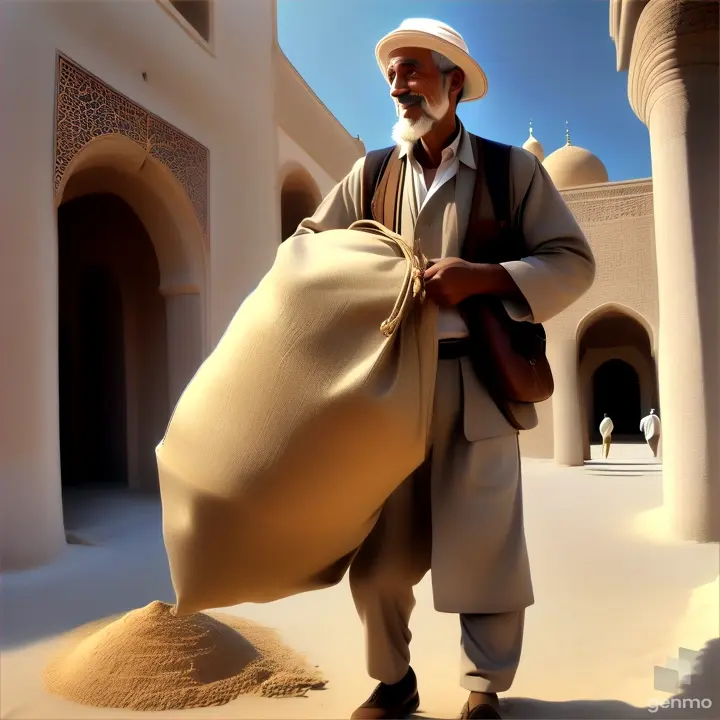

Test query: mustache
[395,92,424,106]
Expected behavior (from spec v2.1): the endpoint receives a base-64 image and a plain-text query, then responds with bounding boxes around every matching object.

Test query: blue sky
[277,0,652,182]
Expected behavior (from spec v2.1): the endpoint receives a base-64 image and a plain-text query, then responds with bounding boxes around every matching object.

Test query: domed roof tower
[522,121,545,162]
[542,122,609,190]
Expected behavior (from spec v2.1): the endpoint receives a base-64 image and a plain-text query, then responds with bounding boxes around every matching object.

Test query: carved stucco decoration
[562,180,653,202]
[54,55,209,243]
[563,180,654,225]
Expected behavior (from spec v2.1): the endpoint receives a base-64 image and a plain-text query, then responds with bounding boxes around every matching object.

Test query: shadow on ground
[584,462,661,473]
[1,489,175,649]
[414,638,719,720]
[505,638,719,719]
[586,473,649,478]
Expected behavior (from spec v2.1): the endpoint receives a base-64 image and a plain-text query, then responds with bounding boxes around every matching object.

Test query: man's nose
[389,71,410,98]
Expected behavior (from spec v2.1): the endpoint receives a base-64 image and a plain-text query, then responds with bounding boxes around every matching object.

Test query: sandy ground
[1,444,718,720]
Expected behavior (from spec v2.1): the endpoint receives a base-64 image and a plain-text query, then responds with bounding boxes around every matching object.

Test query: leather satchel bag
[459,136,554,417]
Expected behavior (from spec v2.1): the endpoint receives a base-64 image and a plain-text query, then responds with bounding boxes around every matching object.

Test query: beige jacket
[291,127,595,441]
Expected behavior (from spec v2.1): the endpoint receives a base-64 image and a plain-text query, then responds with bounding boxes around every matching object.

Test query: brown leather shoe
[459,700,502,719]
[350,667,420,719]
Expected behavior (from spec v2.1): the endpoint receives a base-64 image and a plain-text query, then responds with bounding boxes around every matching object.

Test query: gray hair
[431,50,457,74]
[431,51,464,101]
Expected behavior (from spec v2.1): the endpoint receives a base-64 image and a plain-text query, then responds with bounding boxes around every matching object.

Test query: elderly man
[290,18,595,720]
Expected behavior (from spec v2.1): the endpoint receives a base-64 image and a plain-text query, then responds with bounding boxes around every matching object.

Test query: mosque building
[1,0,717,571]
[515,120,659,468]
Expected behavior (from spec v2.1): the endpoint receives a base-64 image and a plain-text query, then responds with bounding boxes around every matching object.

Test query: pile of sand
[44,601,325,710]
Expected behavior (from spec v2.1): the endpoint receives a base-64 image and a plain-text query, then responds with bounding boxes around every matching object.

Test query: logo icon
[653,647,701,694]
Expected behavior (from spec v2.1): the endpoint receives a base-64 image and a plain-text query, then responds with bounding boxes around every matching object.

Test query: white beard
[391,92,451,145]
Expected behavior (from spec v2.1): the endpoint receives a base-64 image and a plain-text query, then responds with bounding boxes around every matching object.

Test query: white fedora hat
[375,18,488,102]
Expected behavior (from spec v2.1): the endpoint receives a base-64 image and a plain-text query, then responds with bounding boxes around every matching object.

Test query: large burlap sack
[158,220,438,616]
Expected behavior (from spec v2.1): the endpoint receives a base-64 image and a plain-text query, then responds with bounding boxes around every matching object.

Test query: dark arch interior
[592,359,641,439]
[280,171,320,241]
[58,193,169,491]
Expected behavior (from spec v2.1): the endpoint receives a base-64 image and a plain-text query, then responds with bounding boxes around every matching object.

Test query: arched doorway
[58,193,170,491]
[0,130,209,571]
[56,134,208,501]
[578,307,658,452]
[280,165,321,241]
[591,359,642,440]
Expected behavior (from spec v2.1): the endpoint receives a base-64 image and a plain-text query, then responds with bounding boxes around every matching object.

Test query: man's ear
[450,67,465,101]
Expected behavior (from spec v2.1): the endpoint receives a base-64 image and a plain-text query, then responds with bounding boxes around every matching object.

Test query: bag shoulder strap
[361,146,395,221]
[468,134,512,230]
[464,134,522,263]
[372,148,404,233]
[474,134,513,227]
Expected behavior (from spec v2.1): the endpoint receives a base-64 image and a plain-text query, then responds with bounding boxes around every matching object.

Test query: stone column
[579,357,593,461]
[0,5,69,567]
[161,287,205,408]
[628,0,719,541]
[582,398,592,462]
[550,339,585,466]
[0,201,66,572]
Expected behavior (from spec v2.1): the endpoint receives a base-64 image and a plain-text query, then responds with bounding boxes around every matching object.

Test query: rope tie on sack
[345,219,427,338]
[379,238,428,338]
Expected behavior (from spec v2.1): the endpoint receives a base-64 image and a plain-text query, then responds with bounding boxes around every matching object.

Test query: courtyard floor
[1,444,718,719]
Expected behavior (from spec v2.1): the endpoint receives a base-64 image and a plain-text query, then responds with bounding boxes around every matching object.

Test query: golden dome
[522,123,545,162]
[543,143,609,190]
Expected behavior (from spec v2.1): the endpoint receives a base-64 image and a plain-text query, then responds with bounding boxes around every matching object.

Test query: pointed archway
[55,134,208,523]
[578,306,658,455]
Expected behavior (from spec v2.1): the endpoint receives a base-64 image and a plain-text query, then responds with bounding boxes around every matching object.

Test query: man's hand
[423,257,478,307]
[423,258,526,307]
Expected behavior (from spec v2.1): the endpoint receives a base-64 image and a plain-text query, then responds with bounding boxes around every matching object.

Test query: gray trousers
[350,361,525,694]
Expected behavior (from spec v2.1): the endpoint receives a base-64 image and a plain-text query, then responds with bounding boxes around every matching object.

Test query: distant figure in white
[640,409,661,457]
[599,413,614,459]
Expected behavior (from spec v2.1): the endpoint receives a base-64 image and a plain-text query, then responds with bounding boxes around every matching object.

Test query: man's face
[387,47,451,144]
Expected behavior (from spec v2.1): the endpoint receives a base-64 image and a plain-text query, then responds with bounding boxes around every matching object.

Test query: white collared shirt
[400,126,476,339]
[402,124,476,213]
